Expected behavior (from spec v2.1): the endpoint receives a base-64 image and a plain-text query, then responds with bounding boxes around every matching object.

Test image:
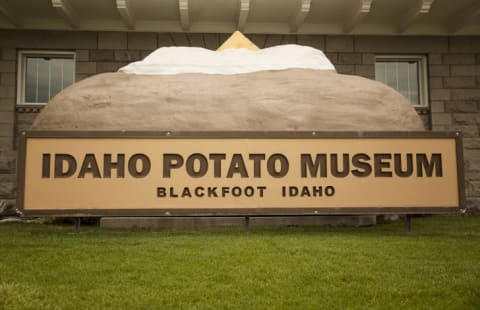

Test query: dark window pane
[50,58,63,98]
[375,62,386,84]
[385,62,398,89]
[37,58,50,103]
[25,58,38,103]
[63,59,74,88]
[397,62,409,96]
[375,59,422,106]
[408,62,419,105]
[23,55,75,104]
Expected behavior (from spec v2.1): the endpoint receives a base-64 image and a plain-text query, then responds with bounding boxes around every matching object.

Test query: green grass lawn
[0,216,479,309]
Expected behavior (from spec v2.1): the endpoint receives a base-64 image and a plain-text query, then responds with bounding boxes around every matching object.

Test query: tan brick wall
[427,38,480,210]
[0,29,479,211]
[0,45,17,203]
[0,47,16,154]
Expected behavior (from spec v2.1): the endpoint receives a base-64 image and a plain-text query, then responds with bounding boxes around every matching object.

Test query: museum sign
[18,131,464,216]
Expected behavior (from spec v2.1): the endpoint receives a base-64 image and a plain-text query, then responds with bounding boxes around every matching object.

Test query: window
[375,55,428,107]
[17,51,75,105]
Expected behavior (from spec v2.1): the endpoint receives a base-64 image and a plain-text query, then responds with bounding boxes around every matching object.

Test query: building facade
[1,0,480,213]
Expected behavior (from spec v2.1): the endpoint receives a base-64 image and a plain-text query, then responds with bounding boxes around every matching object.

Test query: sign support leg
[244,216,250,233]
[74,218,81,234]
[405,215,411,233]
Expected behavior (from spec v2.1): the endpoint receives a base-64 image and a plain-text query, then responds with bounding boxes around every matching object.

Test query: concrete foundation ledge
[100,215,376,229]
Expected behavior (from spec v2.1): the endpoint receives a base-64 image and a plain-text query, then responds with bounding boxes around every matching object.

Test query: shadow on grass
[3,215,478,240]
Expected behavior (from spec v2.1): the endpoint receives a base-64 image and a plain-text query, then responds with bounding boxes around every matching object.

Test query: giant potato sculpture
[31,33,424,132]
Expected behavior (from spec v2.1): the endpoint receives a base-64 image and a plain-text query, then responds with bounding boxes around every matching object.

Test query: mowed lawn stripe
[0,216,479,309]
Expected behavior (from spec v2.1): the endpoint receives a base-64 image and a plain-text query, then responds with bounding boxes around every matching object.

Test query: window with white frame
[17,51,75,105]
[375,55,428,107]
